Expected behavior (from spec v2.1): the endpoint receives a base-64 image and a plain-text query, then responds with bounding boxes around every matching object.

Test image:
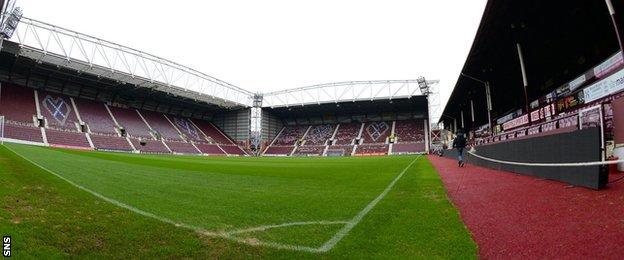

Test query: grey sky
[16,0,487,109]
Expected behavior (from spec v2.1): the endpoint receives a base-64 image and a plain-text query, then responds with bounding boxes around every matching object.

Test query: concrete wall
[213,109,250,143]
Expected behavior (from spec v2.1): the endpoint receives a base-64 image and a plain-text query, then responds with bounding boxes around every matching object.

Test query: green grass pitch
[0,143,477,258]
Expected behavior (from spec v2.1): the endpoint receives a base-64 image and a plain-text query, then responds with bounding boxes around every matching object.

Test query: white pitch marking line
[225,220,349,235]
[1,144,342,253]
[216,232,323,253]
[318,155,421,252]
[4,144,421,253]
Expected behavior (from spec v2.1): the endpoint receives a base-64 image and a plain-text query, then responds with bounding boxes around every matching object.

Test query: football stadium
[1,0,624,258]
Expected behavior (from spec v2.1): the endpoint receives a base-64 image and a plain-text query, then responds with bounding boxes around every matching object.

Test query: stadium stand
[394,120,425,143]
[263,120,427,156]
[263,145,295,156]
[291,124,334,156]
[355,143,389,156]
[130,138,170,154]
[273,125,309,146]
[303,124,334,145]
[0,22,425,159]
[45,128,91,149]
[141,111,182,140]
[333,123,361,145]
[0,83,249,155]
[0,82,425,157]
[325,145,355,156]
[38,91,80,131]
[74,99,118,135]
[3,122,43,143]
[194,142,226,155]
[391,120,426,154]
[392,143,425,154]
[0,84,45,144]
[89,133,134,151]
[263,125,309,156]
[361,121,391,144]
[220,144,247,155]
[293,145,325,156]
[109,107,153,139]
[0,83,37,124]
[165,140,200,154]
[173,117,206,142]
[192,119,234,144]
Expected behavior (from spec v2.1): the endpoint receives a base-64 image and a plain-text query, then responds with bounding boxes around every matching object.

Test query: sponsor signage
[530,99,540,109]
[502,114,529,131]
[583,68,624,103]
[579,105,603,130]
[530,104,556,122]
[545,91,557,103]
[528,126,540,135]
[496,109,523,125]
[558,115,579,128]
[474,123,490,138]
[530,110,539,121]
[556,84,571,97]
[556,75,586,98]
[569,74,587,92]
[594,52,623,78]
[557,92,585,112]
[494,124,502,134]
[496,113,514,125]
[554,52,622,98]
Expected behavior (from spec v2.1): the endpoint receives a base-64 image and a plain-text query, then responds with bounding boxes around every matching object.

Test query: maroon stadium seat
[74,99,118,135]
[264,145,295,156]
[45,128,91,149]
[333,123,360,145]
[165,140,200,154]
[0,84,37,124]
[109,107,152,139]
[355,143,389,155]
[4,122,43,143]
[192,119,235,144]
[293,145,325,156]
[194,142,226,155]
[90,134,134,151]
[130,138,170,153]
[141,111,183,141]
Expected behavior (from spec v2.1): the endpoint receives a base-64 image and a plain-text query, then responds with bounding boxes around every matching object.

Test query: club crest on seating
[366,122,389,141]
[175,118,200,139]
[43,95,71,125]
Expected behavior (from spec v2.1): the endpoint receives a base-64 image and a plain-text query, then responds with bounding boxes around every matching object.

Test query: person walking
[453,132,467,167]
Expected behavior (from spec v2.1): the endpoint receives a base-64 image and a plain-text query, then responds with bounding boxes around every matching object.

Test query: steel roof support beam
[262,79,439,108]
[9,16,253,107]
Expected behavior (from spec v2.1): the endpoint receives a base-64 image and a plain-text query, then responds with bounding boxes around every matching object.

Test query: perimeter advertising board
[584,68,624,103]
